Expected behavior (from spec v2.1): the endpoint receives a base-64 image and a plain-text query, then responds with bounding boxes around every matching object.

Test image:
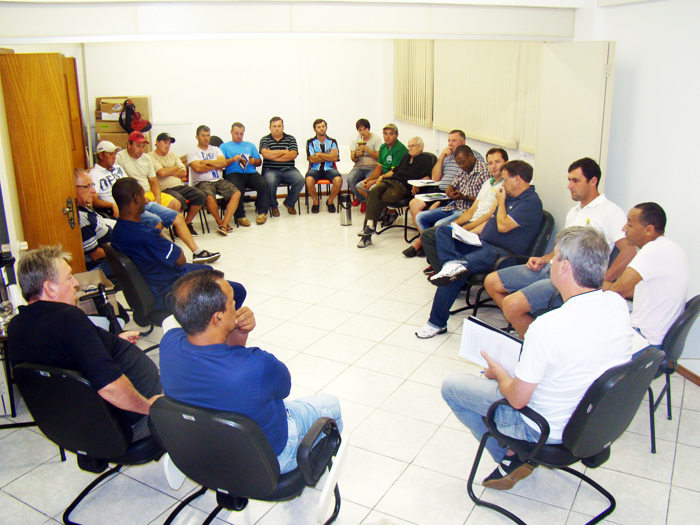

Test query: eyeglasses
[408,144,420,148]
[76,183,94,189]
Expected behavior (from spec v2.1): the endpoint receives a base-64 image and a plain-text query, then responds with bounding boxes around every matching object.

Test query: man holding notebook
[441,227,637,491]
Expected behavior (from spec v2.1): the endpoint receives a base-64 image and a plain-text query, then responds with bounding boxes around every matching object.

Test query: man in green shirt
[356,123,408,204]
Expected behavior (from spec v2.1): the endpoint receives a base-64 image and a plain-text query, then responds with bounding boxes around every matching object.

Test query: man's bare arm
[482,352,538,409]
[260,148,286,160]
[605,238,637,282]
[494,187,519,232]
[432,146,450,181]
[98,374,159,415]
[454,200,479,226]
[607,267,641,298]
[148,177,161,204]
[174,249,187,267]
[155,165,186,179]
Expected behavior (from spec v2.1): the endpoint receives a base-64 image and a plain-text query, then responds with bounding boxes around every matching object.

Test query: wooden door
[0,53,85,272]
[63,57,88,170]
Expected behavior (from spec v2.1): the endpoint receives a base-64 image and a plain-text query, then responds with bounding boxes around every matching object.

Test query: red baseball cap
[128,131,149,143]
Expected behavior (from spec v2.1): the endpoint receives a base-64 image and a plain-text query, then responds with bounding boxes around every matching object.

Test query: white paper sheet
[459,317,523,376]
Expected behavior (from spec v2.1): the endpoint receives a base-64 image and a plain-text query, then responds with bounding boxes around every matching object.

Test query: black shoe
[312,204,320,214]
[416,248,425,257]
[382,211,398,227]
[423,265,434,275]
[403,246,418,258]
[193,249,221,264]
[357,236,372,248]
[187,223,198,236]
[482,455,535,491]
[327,201,336,213]
[357,225,376,237]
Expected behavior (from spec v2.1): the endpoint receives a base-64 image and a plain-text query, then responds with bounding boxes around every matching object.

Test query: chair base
[375,206,419,243]
[63,463,123,525]
[648,370,673,454]
[467,433,616,525]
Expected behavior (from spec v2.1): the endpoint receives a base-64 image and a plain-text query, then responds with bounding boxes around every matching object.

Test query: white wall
[578,0,700,368]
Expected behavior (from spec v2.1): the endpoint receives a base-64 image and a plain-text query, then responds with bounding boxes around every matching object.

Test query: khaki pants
[365,180,408,221]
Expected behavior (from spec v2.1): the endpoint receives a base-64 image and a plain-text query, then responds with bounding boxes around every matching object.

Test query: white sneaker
[416,323,448,339]
[429,261,468,286]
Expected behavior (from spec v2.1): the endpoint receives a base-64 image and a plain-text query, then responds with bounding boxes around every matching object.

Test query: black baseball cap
[156,132,176,143]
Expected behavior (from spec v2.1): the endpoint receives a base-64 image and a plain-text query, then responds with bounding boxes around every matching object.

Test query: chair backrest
[425,151,438,169]
[662,295,700,363]
[526,210,555,257]
[562,347,664,458]
[103,243,157,323]
[13,362,131,458]
[149,396,281,499]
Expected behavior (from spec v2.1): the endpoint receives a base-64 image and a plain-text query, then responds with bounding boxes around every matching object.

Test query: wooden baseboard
[678,365,700,388]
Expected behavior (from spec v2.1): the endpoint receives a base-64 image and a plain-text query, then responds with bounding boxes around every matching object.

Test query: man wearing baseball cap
[149,132,207,236]
[354,123,408,204]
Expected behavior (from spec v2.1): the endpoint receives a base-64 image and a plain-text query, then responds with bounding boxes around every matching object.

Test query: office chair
[13,362,164,525]
[648,295,700,453]
[149,396,344,525]
[468,347,664,525]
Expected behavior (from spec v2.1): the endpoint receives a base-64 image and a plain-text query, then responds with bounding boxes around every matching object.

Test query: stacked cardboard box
[95,96,152,152]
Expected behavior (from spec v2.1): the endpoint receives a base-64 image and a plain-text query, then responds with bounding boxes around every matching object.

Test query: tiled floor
[1,204,698,524]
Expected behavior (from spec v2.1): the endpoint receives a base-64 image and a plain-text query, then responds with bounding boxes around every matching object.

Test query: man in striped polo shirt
[259,116,305,216]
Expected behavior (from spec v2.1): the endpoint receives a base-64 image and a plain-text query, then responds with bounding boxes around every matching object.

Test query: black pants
[225,172,271,217]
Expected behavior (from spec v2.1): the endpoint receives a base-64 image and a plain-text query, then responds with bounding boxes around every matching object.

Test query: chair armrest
[485,398,550,462]
[493,254,529,271]
[296,417,341,486]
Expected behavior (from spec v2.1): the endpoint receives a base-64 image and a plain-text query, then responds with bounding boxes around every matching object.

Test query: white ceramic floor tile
[412,425,479,480]
[677,407,700,447]
[187,486,275,524]
[289,304,355,331]
[285,353,348,391]
[303,332,376,364]
[323,367,403,408]
[0,429,60,487]
[572,467,669,525]
[465,490,570,524]
[361,510,417,525]
[354,344,429,379]
[681,379,700,411]
[360,299,422,323]
[672,443,700,492]
[334,314,402,343]
[601,430,675,484]
[252,296,311,321]
[375,465,474,525]
[317,289,380,314]
[337,446,408,508]
[625,397,681,445]
[256,322,327,351]
[380,322,449,354]
[277,282,336,304]
[408,355,483,388]
[351,410,438,463]
[333,398,374,434]
[384,284,437,306]
[379,380,451,425]
[667,485,700,525]
[0,490,51,525]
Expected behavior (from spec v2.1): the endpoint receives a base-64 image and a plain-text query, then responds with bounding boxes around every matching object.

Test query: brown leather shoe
[271,208,280,217]
[256,214,267,224]
[284,204,297,215]
[236,217,251,227]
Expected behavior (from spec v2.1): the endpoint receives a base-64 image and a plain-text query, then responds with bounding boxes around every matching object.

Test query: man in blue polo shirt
[111,178,246,311]
[416,160,543,339]
[219,122,271,227]
[305,119,342,213]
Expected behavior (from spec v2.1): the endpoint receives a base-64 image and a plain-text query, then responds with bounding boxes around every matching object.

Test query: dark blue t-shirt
[159,329,291,454]
[480,186,543,254]
[112,219,184,307]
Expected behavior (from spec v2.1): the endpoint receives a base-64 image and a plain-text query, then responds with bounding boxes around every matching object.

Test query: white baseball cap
[95,141,121,154]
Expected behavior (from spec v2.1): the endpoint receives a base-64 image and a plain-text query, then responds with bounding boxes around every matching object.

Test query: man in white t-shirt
[609,202,690,346]
[442,226,636,491]
[484,158,637,337]
[186,125,241,234]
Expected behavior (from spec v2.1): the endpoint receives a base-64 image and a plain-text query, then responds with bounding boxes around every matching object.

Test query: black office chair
[376,152,438,242]
[149,396,343,525]
[648,295,700,453]
[451,210,555,317]
[13,362,164,525]
[103,244,170,339]
[468,347,664,525]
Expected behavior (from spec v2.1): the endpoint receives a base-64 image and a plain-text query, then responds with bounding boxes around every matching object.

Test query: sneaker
[415,323,447,339]
[312,204,320,214]
[327,201,336,213]
[186,223,198,236]
[271,207,281,217]
[382,211,398,227]
[284,204,298,215]
[193,249,221,264]
[217,225,228,236]
[357,225,375,237]
[256,214,267,225]
[352,198,360,207]
[403,246,418,258]
[482,455,535,491]
[357,236,372,248]
[429,261,468,286]
[423,265,434,275]
[237,217,251,227]
[360,202,367,213]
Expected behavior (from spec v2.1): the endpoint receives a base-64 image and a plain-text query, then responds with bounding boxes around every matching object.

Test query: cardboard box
[95,120,125,133]
[96,131,151,152]
[95,96,151,123]
[74,269,119,317]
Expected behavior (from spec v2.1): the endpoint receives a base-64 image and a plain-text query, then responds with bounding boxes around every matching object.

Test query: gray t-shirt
[350,133,382,168]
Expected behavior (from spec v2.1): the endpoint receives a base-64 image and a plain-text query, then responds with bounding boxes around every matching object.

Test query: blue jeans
[441,373,546,463]
[416,207,461,232]
[141,202,178,229]
[347,167,375,201]
[158,263,247,311]
[277,393,343,474]
[263,168,304,209]
[427,225,512,328]
[306,168,341,183]
[498,264,561,313]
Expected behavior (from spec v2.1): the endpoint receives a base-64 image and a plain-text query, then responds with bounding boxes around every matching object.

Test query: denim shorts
[497,263,561,313]
[142,201,179,229]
